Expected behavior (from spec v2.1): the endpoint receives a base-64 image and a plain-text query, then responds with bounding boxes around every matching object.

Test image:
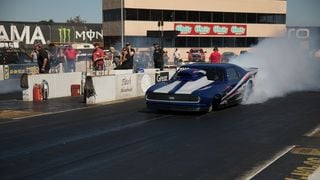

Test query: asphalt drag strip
[249,128,320,180]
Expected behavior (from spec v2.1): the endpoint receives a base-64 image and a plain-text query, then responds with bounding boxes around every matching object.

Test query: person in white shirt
[173,48,180,65]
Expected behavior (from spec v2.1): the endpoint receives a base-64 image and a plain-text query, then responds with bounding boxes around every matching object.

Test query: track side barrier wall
[85,69,176,104]
[22,72,82,101]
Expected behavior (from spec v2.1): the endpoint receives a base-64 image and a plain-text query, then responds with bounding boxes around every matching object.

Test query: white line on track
[239,145,296,180]
[304,125,320,137]
[11,99,133,121]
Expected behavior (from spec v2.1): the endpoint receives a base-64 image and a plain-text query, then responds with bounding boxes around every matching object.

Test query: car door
[225,67,242,102]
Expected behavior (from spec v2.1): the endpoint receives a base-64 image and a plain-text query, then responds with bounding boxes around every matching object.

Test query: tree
[66,16,86,24]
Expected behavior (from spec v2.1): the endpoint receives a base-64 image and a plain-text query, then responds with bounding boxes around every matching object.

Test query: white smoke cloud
[230,36,320,104]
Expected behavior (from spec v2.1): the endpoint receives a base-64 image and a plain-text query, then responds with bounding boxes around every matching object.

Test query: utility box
[71,84,81,97]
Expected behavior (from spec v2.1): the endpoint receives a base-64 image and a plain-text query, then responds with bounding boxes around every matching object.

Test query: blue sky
[0,0,319,26]
[0,0,102,23]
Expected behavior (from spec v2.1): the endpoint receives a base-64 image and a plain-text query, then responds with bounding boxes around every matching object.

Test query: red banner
[174,23,247,36]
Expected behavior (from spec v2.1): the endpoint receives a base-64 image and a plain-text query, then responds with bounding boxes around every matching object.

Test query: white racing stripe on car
[154,81,181,93]
[175,76,214,94]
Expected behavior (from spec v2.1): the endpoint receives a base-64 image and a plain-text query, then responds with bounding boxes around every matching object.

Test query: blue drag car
[145,63,257,112]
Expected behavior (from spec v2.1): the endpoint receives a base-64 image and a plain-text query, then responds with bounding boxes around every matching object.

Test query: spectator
[153,43,164,71]
[30,48,38,63]
[125,42,135,58]
[48,42,59,68]
[35,43,50,73]
[209,47,222,63]
[92,42,105,71]
[115,42,135,69]
[163,51,169,65]
[115,47,133,69]
[173,48,180,65]
[110,46,120,67]
[64,44,78,72]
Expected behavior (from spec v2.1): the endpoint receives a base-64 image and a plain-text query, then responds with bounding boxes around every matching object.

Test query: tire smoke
[230,36,320,104]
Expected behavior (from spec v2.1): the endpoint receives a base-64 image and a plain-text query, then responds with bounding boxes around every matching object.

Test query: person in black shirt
[153,43,164,71]
[115,42,135,69]
[35,43,50,73]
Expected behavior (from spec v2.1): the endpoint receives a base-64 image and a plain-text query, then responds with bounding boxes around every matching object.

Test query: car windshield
[190,49,203,53]
[172,67,224,81]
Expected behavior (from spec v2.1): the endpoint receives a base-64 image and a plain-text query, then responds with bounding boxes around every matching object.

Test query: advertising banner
[0,22,103,47]
[174,23,247,36]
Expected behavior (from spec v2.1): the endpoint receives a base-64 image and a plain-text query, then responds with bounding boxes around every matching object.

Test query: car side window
[226,68,239,81]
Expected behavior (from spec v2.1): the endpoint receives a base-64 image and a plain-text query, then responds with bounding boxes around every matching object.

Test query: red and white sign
[174,23,247,36]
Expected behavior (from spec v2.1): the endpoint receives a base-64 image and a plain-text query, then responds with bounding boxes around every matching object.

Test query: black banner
[0,21,103,48]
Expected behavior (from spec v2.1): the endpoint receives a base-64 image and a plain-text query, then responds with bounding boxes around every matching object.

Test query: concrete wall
[22,72,83,101]
[86,69,175,104]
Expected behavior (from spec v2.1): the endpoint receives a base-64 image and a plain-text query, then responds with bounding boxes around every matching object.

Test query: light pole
[158,20,163,48]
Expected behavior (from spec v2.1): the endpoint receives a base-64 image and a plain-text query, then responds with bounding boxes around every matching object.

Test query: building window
[188,11,199,22]
[163,10,174,21]
[258,14,274,24]
[235,13,247,23]
[274,14,286,24]
[212,37,223,47]
[223,37,235,47]
[200,12,211,22]
[247,37,259,47]
[247,13,257,23]
[175,11,187,21]
[223,13,235,23]
[125,8,138,20]
[124,8,285,25]
[175,37,187,47]
[187,37,199,47]
[151,10,162,21]
[138,9,150,20]
[235,37,246,47]
[103,9,121,21]
[200,37,211,47]
[212,12,223,22]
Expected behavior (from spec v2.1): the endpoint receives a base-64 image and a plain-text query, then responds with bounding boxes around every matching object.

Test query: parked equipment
[71,84,81,96]
[33,84,43,101]
[42,80,49,100]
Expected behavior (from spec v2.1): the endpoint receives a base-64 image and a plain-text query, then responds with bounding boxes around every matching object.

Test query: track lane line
[240,145,296,180]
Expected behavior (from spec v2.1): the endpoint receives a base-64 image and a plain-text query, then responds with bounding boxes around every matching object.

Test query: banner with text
[174,23,247,36]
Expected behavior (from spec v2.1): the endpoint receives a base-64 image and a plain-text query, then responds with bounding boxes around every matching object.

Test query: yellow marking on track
[312,130,320,137]
[0,110,41,119]
[291,147,320,156]
[285,157,320,180]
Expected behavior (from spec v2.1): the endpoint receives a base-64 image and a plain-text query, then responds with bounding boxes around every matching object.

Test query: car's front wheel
[212,94,222,110]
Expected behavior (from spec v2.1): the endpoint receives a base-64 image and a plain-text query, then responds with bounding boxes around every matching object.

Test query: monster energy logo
[58,27,71,43]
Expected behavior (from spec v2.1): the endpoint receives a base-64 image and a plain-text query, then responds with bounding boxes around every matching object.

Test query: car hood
[148,77,215,95]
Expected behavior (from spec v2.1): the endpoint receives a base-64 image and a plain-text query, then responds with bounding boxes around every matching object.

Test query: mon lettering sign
[174,23,247,36]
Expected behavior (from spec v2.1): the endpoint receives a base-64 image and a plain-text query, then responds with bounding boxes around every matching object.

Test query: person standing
[115,42,135,69]
[125,42,135,58]
[92,42,105,71]
[30,48,38,63]
[115,47,133,69]
[48,42,59,68]
[163,51,169,65]
[153,43,164,71]
[64,44,78,72]
[209,47,222,64]
[35,43,50,73]
[173,48,180,65]
[109,46,120,67]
